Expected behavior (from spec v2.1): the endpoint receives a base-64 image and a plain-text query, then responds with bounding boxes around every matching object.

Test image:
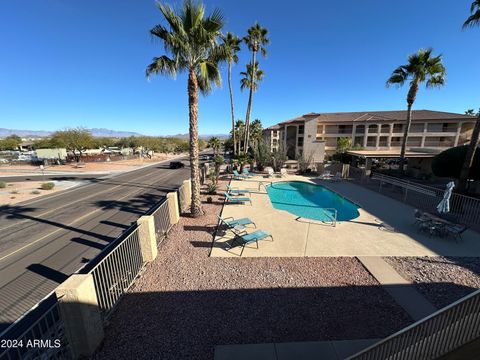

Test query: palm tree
[463,0,480,28]
[222,32,241,156]
[386,48,446,174]
[146,0,225,217]
[458,2,480,193]
[208,136,221,155]
[240,62,264,152]
[233,119,245,154]
[248,119,263,148]
[243,22,269,153]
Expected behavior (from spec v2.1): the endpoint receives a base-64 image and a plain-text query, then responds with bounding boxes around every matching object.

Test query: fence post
[183,179,192,206]
[55,274,104,359]
[136,215,157,262]
[167,192,180,225]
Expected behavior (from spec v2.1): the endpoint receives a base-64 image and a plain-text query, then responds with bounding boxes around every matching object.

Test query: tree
[207,136,221,155]
[240,61,264,152]
[243,22,269,153]
[432,145,480,181]
[146,0,225,217]
[232,119,245,155]
[222,32,241,156]
[336,137,352,153]
[386,48,446,174]
[0,135,22,150]
[253,138,272,171]
[457,109,480,192]
[272,142,287,172]
[458,5,480,193]
[51,128,94,162]
[248,119,263,148]
[463,0,480,28]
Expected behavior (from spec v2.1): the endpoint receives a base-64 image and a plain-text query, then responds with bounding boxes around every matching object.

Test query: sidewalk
[214,339,380,360]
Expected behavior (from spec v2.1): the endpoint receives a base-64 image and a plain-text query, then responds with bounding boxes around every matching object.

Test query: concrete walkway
[212,176,480,257]
[358,256,437,321]
[214,339,380,360]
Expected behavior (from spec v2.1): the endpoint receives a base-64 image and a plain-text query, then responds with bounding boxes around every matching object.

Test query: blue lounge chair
[242,168,255,177]
[224,192,252,205]
[230,229,273,256]
[217,215,256,230]
[227,184,251,196]
[233,170,247,180]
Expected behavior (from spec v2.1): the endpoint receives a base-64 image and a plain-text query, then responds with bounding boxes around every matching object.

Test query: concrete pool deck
[211,175,480,257]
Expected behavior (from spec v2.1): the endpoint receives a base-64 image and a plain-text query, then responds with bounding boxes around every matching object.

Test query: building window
[354,136,364,147]
[326,138,337,147]
[297,137,304,147]
[410,123,424,133]
[272,139,278,146]
[379,136,388,147]
[407,137,422,147]
[355,125,365,134]
[393,124,403,133]
[298,125,304,134]
[366,136,376,147]
[338,125,353,134]
[391,137,402,147]
[368,124,378,133]
[272,130,277,137]
[380,124,390,133]
[317,124,323,134]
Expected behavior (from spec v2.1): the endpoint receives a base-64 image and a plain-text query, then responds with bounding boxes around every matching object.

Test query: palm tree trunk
[399,83,418,175]
[457,119,480,193]
[228,61,236,156]
[188,68,203,217]
[244,50,257,153]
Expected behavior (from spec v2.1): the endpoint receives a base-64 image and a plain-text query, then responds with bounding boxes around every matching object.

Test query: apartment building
[264,110,478,159]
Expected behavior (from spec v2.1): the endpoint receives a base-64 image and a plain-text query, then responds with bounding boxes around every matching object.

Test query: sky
[0,0,479,136]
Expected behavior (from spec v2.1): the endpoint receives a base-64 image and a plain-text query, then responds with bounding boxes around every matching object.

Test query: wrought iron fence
[0,294,73,360]
[350,170,480,229]
[83,225,144,318]
[149,199,174,243]
[348,289,480,360]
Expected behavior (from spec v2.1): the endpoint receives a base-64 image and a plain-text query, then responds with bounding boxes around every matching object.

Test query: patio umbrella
[436,181,455,214]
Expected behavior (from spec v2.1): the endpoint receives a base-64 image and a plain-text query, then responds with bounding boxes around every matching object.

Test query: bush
[31,190,41,195]
[0,181,5,188]
[10,190,18,194]
[253,139,272,171]
[41,182,55,190]
[432,145,480,180]
[206,183,217,194]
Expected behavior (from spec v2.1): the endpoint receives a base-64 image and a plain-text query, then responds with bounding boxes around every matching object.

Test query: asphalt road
[0,158,191,332]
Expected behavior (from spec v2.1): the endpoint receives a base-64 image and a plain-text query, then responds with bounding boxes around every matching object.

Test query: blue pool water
[266,181,360,222]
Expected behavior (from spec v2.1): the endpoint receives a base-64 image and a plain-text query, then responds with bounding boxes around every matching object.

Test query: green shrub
[0,181,6,188]
[31,190,41,195]
[10,190,18,194]
[206,183,217,195]
[432,145,480,180]
[41,182,55,190]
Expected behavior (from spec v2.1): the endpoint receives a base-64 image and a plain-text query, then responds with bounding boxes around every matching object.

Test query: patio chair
[280,168,288,177]
[242,168,255,178]
[443,224,468,242]
[229,229,273,256]
[319,170,331,180]
[233,170,247,180]
[226,184,251,196]
[224,192,252,205]
[217,215,256,230]
[267,167,275,178]
[413,209,431,227]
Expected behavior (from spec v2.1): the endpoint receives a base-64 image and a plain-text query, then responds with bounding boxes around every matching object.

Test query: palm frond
[146,55,177,79]
[197,61,221,95]
[463,0,480,28]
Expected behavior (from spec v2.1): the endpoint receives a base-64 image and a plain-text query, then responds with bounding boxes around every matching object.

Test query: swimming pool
[266,181,360,222]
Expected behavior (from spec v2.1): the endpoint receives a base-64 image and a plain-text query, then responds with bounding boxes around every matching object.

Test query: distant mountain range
[0,128,228,139]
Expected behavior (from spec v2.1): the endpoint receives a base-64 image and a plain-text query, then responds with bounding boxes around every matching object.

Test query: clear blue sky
[0,0,478,135]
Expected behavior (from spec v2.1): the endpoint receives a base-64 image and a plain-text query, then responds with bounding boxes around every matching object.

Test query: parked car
[169,161,185,169]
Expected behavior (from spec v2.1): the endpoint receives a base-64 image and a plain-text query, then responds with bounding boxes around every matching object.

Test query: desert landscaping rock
[94,178,413,360]
[384,256,480,309]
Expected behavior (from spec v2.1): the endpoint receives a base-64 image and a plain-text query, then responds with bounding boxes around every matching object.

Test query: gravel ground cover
[94,178,412,360]
[384,257,480,309]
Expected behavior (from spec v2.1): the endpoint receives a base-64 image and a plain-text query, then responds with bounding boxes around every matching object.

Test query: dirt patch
[94,178,412,360]
[0,180,78,205]
[384,257,480,309]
